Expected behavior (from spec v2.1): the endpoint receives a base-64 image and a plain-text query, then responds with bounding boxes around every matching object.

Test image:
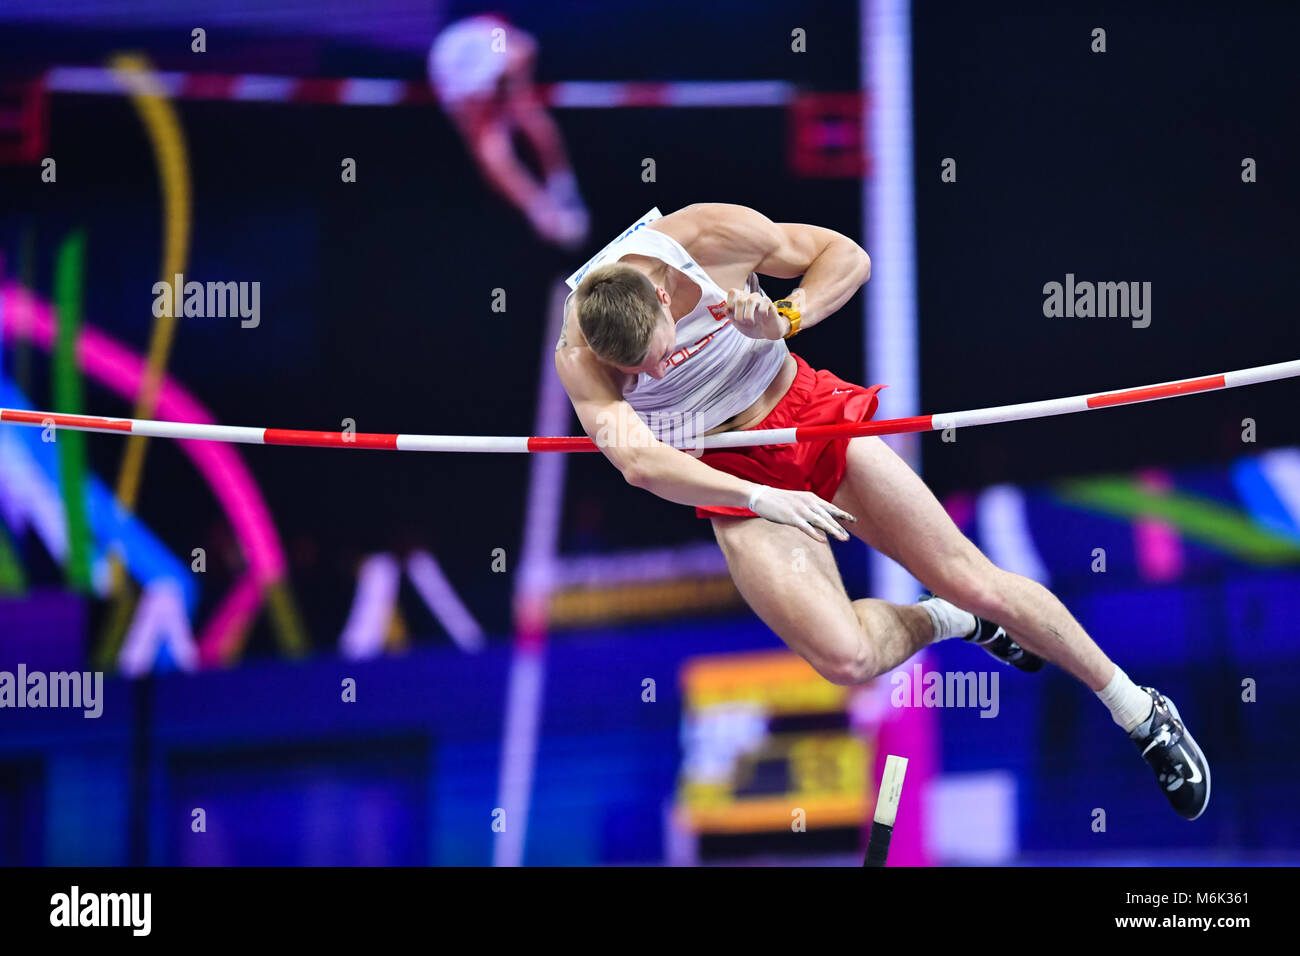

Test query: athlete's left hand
[725,288,789,340]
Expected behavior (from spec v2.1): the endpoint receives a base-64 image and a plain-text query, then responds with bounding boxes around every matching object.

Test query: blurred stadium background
[1,1,1298,865]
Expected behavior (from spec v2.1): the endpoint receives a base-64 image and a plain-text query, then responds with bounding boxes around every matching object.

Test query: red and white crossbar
[3,359,1298,454]
[42,66,795,110]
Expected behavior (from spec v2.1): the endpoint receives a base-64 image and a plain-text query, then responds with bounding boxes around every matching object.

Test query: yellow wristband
[776,300,802,338]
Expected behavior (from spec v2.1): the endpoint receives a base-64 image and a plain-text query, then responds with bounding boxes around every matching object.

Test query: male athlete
[555,203,1209,821]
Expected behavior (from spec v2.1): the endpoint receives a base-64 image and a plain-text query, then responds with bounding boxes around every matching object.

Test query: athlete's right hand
[747,486,856,543]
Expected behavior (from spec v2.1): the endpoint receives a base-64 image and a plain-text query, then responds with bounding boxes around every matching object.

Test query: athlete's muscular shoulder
[651,203,783,278]
[555,293,583,352]
[554,298,628,398]
[654,203,852,284]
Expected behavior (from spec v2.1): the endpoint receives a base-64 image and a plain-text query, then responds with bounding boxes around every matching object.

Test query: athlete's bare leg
[830,436,1115,690]
[710,514,935,684]
[713,435,1116,689]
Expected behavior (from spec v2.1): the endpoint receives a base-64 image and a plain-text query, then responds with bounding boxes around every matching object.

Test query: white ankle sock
[920,597,977,643]
[1095,665,1155,733]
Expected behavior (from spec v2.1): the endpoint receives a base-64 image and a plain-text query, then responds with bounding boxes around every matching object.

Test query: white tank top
[567,218,789,443]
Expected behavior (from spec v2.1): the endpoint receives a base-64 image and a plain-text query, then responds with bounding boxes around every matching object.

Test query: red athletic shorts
[694,353,886,519]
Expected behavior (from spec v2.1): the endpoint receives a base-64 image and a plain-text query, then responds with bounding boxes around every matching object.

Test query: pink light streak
[0,282,287,662]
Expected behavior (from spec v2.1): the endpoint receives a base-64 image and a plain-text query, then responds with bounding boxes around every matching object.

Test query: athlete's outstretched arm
[553,342,853,543]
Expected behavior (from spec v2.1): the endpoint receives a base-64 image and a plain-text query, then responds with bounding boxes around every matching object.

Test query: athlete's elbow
[621,447,666,490]
[857,249,872,284]
[621,456,650,489]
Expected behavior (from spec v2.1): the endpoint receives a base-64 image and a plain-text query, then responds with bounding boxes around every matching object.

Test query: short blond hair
[574,263,661,366]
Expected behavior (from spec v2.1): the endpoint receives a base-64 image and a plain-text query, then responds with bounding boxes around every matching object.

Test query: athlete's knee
[809,636,879,686]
